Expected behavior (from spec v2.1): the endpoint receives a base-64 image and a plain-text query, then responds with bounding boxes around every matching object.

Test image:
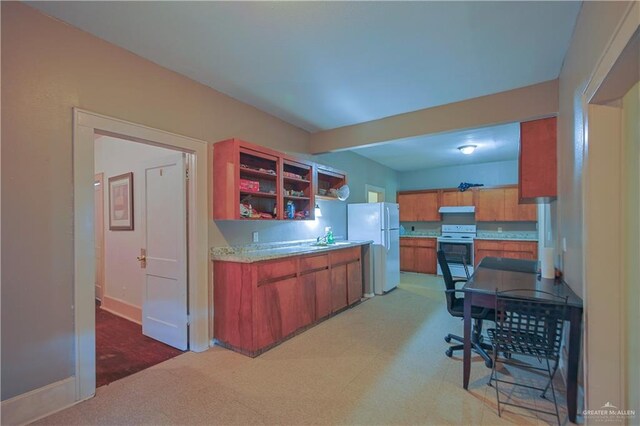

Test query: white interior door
[94,173,104,301]
[141,153,188,350]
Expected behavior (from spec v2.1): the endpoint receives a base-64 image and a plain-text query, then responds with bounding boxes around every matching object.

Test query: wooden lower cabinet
[474,240,538,267]
[399,237,437,274]
[347,261,363,305]
[331,264,348,312]
[213,246,363,356]
[255,277,298,349]
[313,269,332,320]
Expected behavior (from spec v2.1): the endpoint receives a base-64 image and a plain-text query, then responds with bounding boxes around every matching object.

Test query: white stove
[437,225,476,278]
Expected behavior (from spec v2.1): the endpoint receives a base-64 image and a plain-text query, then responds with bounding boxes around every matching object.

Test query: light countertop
[211,239,372,263]
[400,231,538,242]
[475,231,538,242]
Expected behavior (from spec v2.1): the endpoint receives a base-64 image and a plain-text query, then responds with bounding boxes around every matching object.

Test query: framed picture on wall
[108,172,134,230]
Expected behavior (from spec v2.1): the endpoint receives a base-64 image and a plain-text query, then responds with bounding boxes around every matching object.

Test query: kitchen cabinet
[399,237,437,274]
[397,191,439,222]
[329,247,361,312]
[520,117,557,202]
[476,186,537,222]
[474,240,538,267]
[315,165,347,201]
[255,276,299,349]
[440,189,474,207]
[504,187,537,221]
[212,138,317,221]
[213,246,363,356]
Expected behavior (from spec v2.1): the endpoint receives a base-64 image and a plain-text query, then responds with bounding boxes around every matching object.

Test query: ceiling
[29,1,580,134]
[351,122,521,171]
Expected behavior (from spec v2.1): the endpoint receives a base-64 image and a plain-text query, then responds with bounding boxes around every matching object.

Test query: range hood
[438,206,475,214]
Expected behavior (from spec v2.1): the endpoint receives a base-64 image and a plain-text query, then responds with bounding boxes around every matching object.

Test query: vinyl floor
[38,274,568,425]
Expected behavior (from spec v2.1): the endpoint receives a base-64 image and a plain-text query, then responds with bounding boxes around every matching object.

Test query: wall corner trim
[0,377,81,425]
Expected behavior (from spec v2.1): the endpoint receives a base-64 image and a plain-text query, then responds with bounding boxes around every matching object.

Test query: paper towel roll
[541,247,555,279]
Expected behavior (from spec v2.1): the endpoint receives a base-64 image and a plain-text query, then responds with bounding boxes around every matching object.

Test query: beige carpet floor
[35,273,568,425]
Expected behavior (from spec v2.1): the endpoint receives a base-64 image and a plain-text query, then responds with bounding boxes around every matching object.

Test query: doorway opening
[365,184,386,202]
[582,22,638,415]
[74,109,209,401]
[93,134,188,386]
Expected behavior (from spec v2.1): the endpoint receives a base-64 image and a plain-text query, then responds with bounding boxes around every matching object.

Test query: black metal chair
[437,250,493,368]
[487,289,568,425]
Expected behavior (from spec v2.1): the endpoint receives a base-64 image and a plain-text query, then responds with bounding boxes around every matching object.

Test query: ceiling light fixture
[458,145,477,155]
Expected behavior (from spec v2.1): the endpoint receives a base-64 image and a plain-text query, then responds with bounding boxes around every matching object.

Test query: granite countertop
[475,231,538,241]
[400,231,440,238]
[400,231,538,241]
[211,239,372,263]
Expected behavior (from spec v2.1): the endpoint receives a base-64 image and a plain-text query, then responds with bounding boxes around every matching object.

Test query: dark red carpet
[96,303,184,387]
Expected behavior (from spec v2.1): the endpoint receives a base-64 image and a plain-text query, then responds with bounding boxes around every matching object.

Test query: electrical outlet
[252,231,259,243]
[497,227,503,233]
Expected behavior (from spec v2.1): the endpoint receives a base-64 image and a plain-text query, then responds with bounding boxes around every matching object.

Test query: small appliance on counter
[347,202,400,295]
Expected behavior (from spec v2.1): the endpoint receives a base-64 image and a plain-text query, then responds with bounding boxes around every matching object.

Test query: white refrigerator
[347,202,400,295]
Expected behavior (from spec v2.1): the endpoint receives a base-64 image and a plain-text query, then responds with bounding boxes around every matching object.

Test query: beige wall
[557,1,633,296]
[622,82,639,414]
[558,0,637,415]
[1,2,310,400]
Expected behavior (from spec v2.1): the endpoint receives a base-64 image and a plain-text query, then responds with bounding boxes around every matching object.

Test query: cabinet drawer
[400,238,419,247]
[475,240,502,250]
[415,238,436,248]
[329,247,360,266]
[400,237,436,248]
[299,254,329,274]
[256,258,297,284]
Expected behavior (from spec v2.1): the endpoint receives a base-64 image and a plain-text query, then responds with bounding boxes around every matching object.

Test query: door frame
[94,172,104,301]
[73,108,210,401]
[581,1,638,414]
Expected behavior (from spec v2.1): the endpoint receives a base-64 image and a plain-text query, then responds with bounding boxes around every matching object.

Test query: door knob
[137,249,147,268]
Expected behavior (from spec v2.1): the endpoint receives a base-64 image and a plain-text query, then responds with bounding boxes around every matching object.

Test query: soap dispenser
[325,226,334,244]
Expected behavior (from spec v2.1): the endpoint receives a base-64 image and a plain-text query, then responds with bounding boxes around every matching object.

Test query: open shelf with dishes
[315,165,347,200]
[282,159,313,220]
[212,138,322,221]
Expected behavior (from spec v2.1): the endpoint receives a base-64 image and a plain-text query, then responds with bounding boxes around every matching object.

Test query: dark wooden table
[462,257,583,423]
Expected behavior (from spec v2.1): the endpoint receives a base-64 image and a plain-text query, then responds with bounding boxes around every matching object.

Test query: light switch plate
[562,237,567,252]
[252,231,259,243]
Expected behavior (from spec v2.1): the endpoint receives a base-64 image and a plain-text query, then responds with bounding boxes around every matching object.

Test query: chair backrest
[437,250,458,309]
[493,290,568,360]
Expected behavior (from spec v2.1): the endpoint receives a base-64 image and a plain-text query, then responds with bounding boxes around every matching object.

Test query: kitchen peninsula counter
[210,240,372,263]
[212,240,372,357]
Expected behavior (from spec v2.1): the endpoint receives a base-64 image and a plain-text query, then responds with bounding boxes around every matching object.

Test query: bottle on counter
[325,226,334,244]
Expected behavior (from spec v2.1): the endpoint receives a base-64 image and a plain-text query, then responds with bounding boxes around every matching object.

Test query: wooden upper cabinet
[519,117,557,202]
[398,191,439,222]
[212,138,319,221]
[440,189,473,207]
[315,165,347,200]
[504,187,537,221]
[477,187,537,222]
[414,192,440,221]
[398,193,417,222]
[476,188,505,221]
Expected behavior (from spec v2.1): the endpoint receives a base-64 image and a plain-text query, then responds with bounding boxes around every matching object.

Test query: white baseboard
[1,377,79,426]
[101,295,142,324]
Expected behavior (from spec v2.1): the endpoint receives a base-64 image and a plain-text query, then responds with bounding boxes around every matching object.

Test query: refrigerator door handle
[386,228,390,252]
[386,206,390,231]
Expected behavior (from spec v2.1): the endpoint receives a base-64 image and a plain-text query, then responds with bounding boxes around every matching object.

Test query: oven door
[437,240,474,277]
